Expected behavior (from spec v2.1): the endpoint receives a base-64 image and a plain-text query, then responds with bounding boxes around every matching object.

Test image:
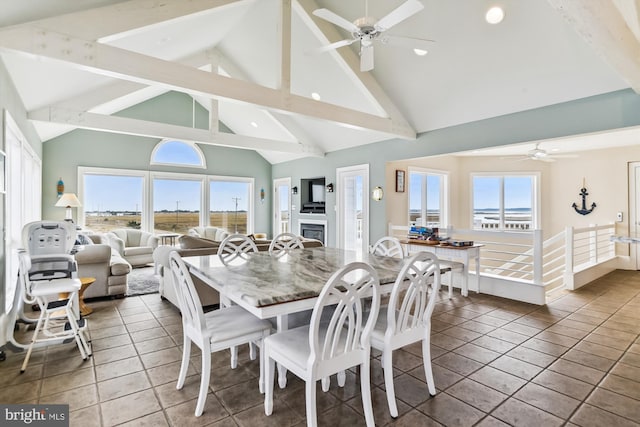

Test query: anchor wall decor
[572,178,596,215]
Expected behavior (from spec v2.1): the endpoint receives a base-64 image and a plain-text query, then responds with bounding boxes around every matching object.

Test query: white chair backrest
[22,221,76,255]
[268,233,304,258]
[308,262,380,365]
[370,236,404,258]
[387,251,441,336]
[217,234,259,266]
[169,251,207,335]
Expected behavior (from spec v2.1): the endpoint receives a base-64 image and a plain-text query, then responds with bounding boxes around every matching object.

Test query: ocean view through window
[472,174,537,230]
[409,168,448,228]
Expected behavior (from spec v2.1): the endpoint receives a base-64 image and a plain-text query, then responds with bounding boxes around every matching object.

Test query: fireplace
[299,221,327,245]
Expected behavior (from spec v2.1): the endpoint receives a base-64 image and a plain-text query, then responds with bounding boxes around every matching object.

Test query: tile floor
[1,270,639,426]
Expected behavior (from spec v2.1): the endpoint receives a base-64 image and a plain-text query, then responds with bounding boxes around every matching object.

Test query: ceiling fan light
[311,92,321,101]
[413,48,428,56]
[485,6,505,24]
[250,121,258,128]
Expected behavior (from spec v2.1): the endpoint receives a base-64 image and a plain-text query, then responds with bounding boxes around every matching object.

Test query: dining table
[183,246,408,387]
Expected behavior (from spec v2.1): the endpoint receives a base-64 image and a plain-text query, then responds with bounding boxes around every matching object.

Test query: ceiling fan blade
[374,0,424,31]
[360,45,374,72]
[313,8,360,33]
[379,34,435,51]
[309,39,356,55]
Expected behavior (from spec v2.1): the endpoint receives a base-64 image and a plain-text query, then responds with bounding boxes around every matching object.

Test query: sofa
[154,234,323,310]
[109,229,159,267]
[188,226,230,241]
[74,234,132,299]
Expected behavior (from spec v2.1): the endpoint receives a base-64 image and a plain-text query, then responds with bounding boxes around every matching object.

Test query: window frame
[470,172,540,231]
[407,166,449,229]
[150,139,206,169]
[78,167,255,234]
[208,175,255,235]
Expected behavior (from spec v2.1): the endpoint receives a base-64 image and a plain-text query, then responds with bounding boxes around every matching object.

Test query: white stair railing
[388,222,615,293]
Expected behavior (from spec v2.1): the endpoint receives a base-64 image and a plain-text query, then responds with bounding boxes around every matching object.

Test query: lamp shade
[55,193,82,208]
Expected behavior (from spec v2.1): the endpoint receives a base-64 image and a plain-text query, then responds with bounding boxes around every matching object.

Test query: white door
[629,162,640,269]
[273,177,291,237]
[336,164,369,255]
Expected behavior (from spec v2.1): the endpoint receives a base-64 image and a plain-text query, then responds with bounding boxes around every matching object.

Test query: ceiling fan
[312,0,433,72]
[509,144,578,162]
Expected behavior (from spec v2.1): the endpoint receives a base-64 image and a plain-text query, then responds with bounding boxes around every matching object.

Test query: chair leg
[177,335,192,390]
[305,380,317,427]
[382,348,398,417]
[448,271,453,299]
[337,370,346,387]
[20,310,45,373]
[195,347,211,417]
[321,377,330,392]
[422,338,436,396]
[258,338,265,394]
[249,342,257,360]
[360,361,375,427]
[264,354,275,415]
[230,346,238,369]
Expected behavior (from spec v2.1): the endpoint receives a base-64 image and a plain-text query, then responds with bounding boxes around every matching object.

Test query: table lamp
[55,193,82,222]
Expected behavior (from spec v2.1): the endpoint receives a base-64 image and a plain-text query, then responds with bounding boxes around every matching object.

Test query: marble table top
[184,246,406,309]
[611,235,640,244]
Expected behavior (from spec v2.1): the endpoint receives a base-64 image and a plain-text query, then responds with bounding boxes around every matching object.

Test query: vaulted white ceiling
[0,0,637,163]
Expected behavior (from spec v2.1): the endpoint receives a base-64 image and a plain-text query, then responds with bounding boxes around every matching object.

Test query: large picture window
[153,177,202,234]
[82,171,145,232]
[472,174,538,230]
[79,168,254,235]
[408,168,448,228]
[210,179,253,234]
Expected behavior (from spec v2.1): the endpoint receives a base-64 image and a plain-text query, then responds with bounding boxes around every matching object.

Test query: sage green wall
[273,89,640,247]
[43,92,273,233]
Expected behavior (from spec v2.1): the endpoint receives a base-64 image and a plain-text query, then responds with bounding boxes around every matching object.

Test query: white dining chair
[169,252,272,417]
[268,232,304,258]
[369,236,404,258]
[370,251,441,418]
[264,261,380,427]
[217,233,261,361]
[217,234,259,266]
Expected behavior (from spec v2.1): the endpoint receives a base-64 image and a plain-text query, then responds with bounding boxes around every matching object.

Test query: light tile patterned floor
[1,270,639,426]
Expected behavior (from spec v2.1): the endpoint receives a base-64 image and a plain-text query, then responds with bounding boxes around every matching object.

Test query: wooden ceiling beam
[548,0,640,93]
[0,25,412,138]
[28,107,323,156]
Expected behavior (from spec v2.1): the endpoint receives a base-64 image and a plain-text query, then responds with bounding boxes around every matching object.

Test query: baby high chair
[13,221,92,372]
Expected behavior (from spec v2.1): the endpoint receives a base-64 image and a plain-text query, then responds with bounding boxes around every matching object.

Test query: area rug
[127,266,160,296]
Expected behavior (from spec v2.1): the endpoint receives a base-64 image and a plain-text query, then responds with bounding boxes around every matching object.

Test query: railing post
[565,226,574,290]
[533,229,543,286]
[589,223,597,264]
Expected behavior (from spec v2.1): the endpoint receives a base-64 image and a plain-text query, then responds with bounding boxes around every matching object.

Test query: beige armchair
[109,229,159,267]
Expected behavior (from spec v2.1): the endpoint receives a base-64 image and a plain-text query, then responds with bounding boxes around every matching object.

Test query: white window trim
[78,167,150,230]
[407,166,450,228]
[470,171,541,231]
[150,139,206,169]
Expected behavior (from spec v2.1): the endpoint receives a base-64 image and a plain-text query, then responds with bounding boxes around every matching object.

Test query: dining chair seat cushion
[203,305,272,343]
[31,278,81,296]
[265,323,347,373]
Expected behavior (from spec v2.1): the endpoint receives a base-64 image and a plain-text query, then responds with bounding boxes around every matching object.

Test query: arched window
[151,139,206,168]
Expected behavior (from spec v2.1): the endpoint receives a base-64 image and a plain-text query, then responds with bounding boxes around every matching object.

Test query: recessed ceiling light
[413,48,428,56]
[551,148,560,152]
[485,6,505,24]
[250,121,258,128]
[311,92,321,101]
